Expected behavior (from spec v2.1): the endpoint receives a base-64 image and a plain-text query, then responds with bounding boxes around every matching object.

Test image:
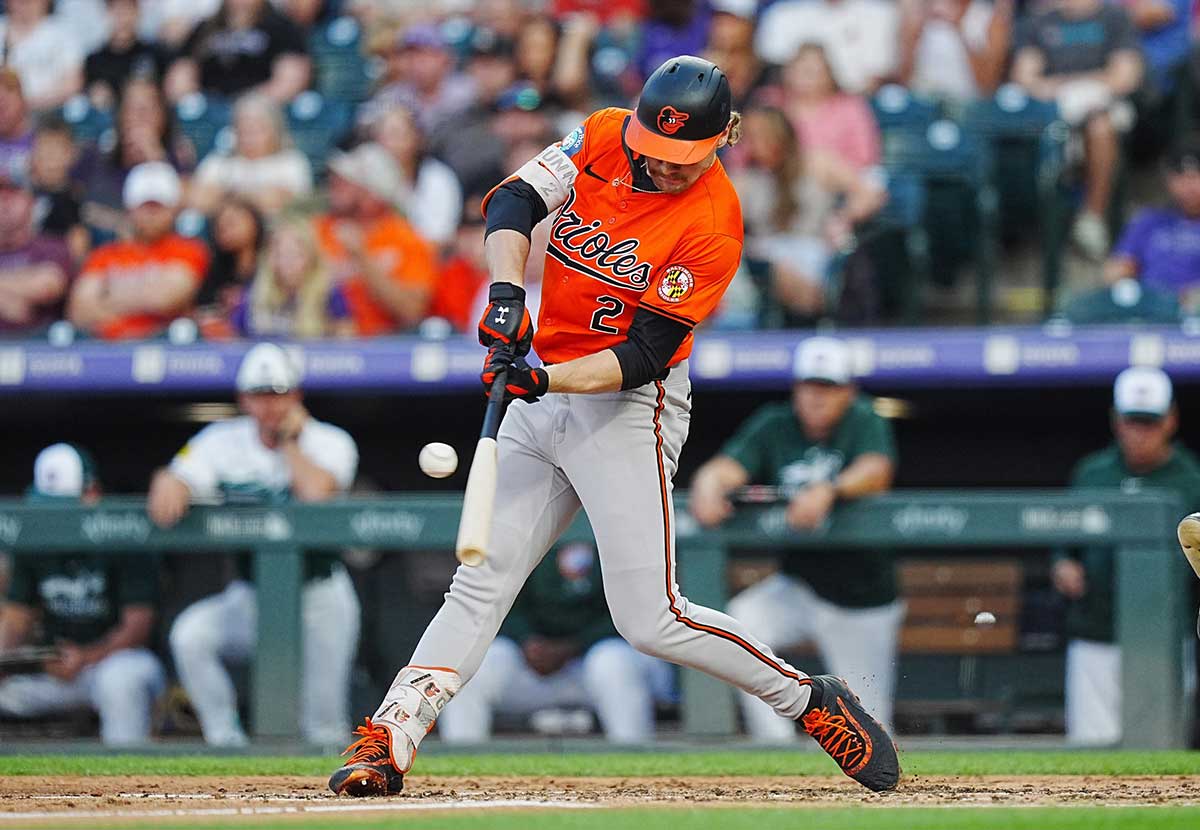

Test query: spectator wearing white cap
[147,343,360,746]
[688,336,903,741]
[0,444,165,745]
[67,161,208,340]
[1052,366,1200,745]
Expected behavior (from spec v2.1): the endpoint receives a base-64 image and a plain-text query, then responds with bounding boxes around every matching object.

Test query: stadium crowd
[0,0,1198,336]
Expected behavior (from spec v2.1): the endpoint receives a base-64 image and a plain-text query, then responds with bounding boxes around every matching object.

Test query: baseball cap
[793,336,853,385]
[31,443,97,499]
[237,343,302,394]
[123,161,182,209]
[710,0,757,18]
[327,142,402,205]
[1114,366,1173,419]
[1166,142,1200,174]
[625,55,732,165]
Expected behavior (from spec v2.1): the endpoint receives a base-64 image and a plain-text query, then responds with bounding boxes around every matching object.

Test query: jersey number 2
[589,295,626,334]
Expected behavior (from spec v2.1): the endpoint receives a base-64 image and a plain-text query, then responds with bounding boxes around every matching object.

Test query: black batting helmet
[626,56,732,165]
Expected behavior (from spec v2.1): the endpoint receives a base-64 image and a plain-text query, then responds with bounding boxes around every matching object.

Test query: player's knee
[93,653,161,704]
[169,607,219,662]
[611,614,669,658]
[583,638,640,675]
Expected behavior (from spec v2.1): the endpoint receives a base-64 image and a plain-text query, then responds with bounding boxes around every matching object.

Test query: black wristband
[488,282,526,303]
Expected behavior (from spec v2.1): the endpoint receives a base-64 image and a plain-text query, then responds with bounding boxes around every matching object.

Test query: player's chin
[652,176,691,194]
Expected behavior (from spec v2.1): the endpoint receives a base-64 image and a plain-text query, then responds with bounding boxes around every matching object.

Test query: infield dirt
[0,773,1198,820]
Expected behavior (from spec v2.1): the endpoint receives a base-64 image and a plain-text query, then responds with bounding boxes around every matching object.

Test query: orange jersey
[486,107,743,366]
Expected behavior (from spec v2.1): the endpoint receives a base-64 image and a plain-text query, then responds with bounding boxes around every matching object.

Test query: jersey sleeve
[719,405,784,481]
[5,556,37,606]
[168,424,224,498]
[855,404,898,464]
[640,232,743,328]
[114,554,160,607]
[299,425,359,490]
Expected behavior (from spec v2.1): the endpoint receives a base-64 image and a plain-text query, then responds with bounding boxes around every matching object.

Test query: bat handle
[480,367,508,440]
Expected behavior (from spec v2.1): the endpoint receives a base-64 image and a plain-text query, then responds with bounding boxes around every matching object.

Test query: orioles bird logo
[657,106,689,135]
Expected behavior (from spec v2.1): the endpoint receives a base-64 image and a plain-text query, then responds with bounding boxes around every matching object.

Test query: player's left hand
[482,346,548,403]
[786,481,837,530]
[44,643,86,682]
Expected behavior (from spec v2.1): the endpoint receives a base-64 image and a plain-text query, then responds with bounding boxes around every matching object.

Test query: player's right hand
[478,282,533,357]
[689,486,732,527]
[1051,559,1087,599]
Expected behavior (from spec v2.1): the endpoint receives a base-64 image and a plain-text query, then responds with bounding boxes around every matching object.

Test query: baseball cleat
[328,718,404,796]
[800,675,901,793]
[1177,513,1200,580]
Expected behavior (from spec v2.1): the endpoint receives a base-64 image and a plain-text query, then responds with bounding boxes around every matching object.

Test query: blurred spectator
[705,0,769,109]
[0,167,72,335]
[279,0,339,36]
[29,116,89,262]
[315,143,437,335]
[733,107,886,318]
[1052,367,1200,745]
[429,196,488,332]
[689,337,903,739]
[165,0,312,104]
[68,162,208,340]
[474,0,529,40]
[897,0,1013,102]
[193,197,265,336]
[756,0,900,94]
[0,444,164,746]
[235,217,353,337]
[77,77,194,242]
[551,0,645,26]
[85,0,170,112]
[636,0,712,82]
[774,43,882,171]
[1105,141,1200,309]
[0,70,34,181]
[143,0,222,48]
[439,543,674,744]
[149,343,360,746]
[364,25,475,138]
[189,93,314,217]
[370,108,462,249]
[1121,0,1191,93]
[1011,0,1144,261]
[513,15,591,110]
[0,0,85,111]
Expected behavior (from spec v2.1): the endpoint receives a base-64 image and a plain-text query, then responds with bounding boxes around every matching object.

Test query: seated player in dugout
[1053,366,1200,746]
[438,541,676,744]
[147,343,360,747]
[328,56,900,799]
[0,444,166,745]
[690,336,904,740]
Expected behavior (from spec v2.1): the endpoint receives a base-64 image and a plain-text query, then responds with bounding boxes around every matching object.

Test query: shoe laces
[341,717,391,765]
[802,704,867,771]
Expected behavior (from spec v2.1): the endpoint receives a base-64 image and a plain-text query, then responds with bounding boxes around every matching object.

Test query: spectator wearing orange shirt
[67,162,207,340]
[314,143,437,336]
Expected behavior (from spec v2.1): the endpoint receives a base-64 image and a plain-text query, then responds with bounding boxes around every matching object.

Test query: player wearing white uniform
[148,343,360,746]
[329,56,900,796]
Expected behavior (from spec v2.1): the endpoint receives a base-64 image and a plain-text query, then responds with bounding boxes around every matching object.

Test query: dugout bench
[0,490,1188,748]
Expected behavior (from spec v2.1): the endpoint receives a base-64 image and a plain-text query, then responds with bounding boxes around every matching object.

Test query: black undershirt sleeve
[611,306,693,391]
[484,180,550,240]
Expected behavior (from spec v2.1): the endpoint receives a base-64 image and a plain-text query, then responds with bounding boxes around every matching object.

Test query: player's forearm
[281,443,341,501]
[484,229,531,289]
[81,606,155,665]
[832,454,894,499]
[544,350,624,394]
[0,604,36,650]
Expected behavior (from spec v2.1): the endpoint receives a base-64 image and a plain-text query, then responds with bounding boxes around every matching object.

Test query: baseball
[974,611,997,626]
[419,442,458,478]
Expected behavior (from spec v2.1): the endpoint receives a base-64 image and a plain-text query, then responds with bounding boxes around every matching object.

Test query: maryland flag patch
[657,265,694,304]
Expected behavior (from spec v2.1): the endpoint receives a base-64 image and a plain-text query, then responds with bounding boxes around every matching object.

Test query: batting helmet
[625,56,732,165]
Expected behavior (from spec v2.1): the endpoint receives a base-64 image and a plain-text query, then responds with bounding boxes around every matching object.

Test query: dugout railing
[0,491,1187,748]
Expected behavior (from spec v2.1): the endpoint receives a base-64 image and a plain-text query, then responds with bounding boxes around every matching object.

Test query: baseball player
[329,56,899,796]
[147,343,360,746]
[0,444,165,745]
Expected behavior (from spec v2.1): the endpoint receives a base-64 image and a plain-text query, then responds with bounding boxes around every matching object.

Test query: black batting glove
[478,282,533,357]
[481,345,548,403]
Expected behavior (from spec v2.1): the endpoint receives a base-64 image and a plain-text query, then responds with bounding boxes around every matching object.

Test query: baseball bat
[455,368,508,567]
[1178,513,1200,580]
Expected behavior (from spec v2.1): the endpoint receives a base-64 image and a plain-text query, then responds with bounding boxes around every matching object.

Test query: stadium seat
[310,16,376,104]
[963,85,1069,316]
[174,93,233,161]
[884,119,999,323]
[286,91,353,179]
[59,95,115,146]
[872,85,941,134]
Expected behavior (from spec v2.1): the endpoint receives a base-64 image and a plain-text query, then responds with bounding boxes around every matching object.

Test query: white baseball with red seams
[418,443,458,478]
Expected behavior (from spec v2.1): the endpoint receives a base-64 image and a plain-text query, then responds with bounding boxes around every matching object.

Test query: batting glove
[478,282,533,357]
[481,345,548,403]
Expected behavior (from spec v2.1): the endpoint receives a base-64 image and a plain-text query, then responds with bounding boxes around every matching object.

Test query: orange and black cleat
[328,718,405,796]
[800,675,901,793]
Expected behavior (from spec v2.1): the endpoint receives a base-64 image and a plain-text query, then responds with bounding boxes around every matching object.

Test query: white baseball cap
[123,161,182,209]
[327,142,402,205]
[793,336,853,385]
[236,343,302,393]
[1114,366,1173,418]
[32,443,96,498]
